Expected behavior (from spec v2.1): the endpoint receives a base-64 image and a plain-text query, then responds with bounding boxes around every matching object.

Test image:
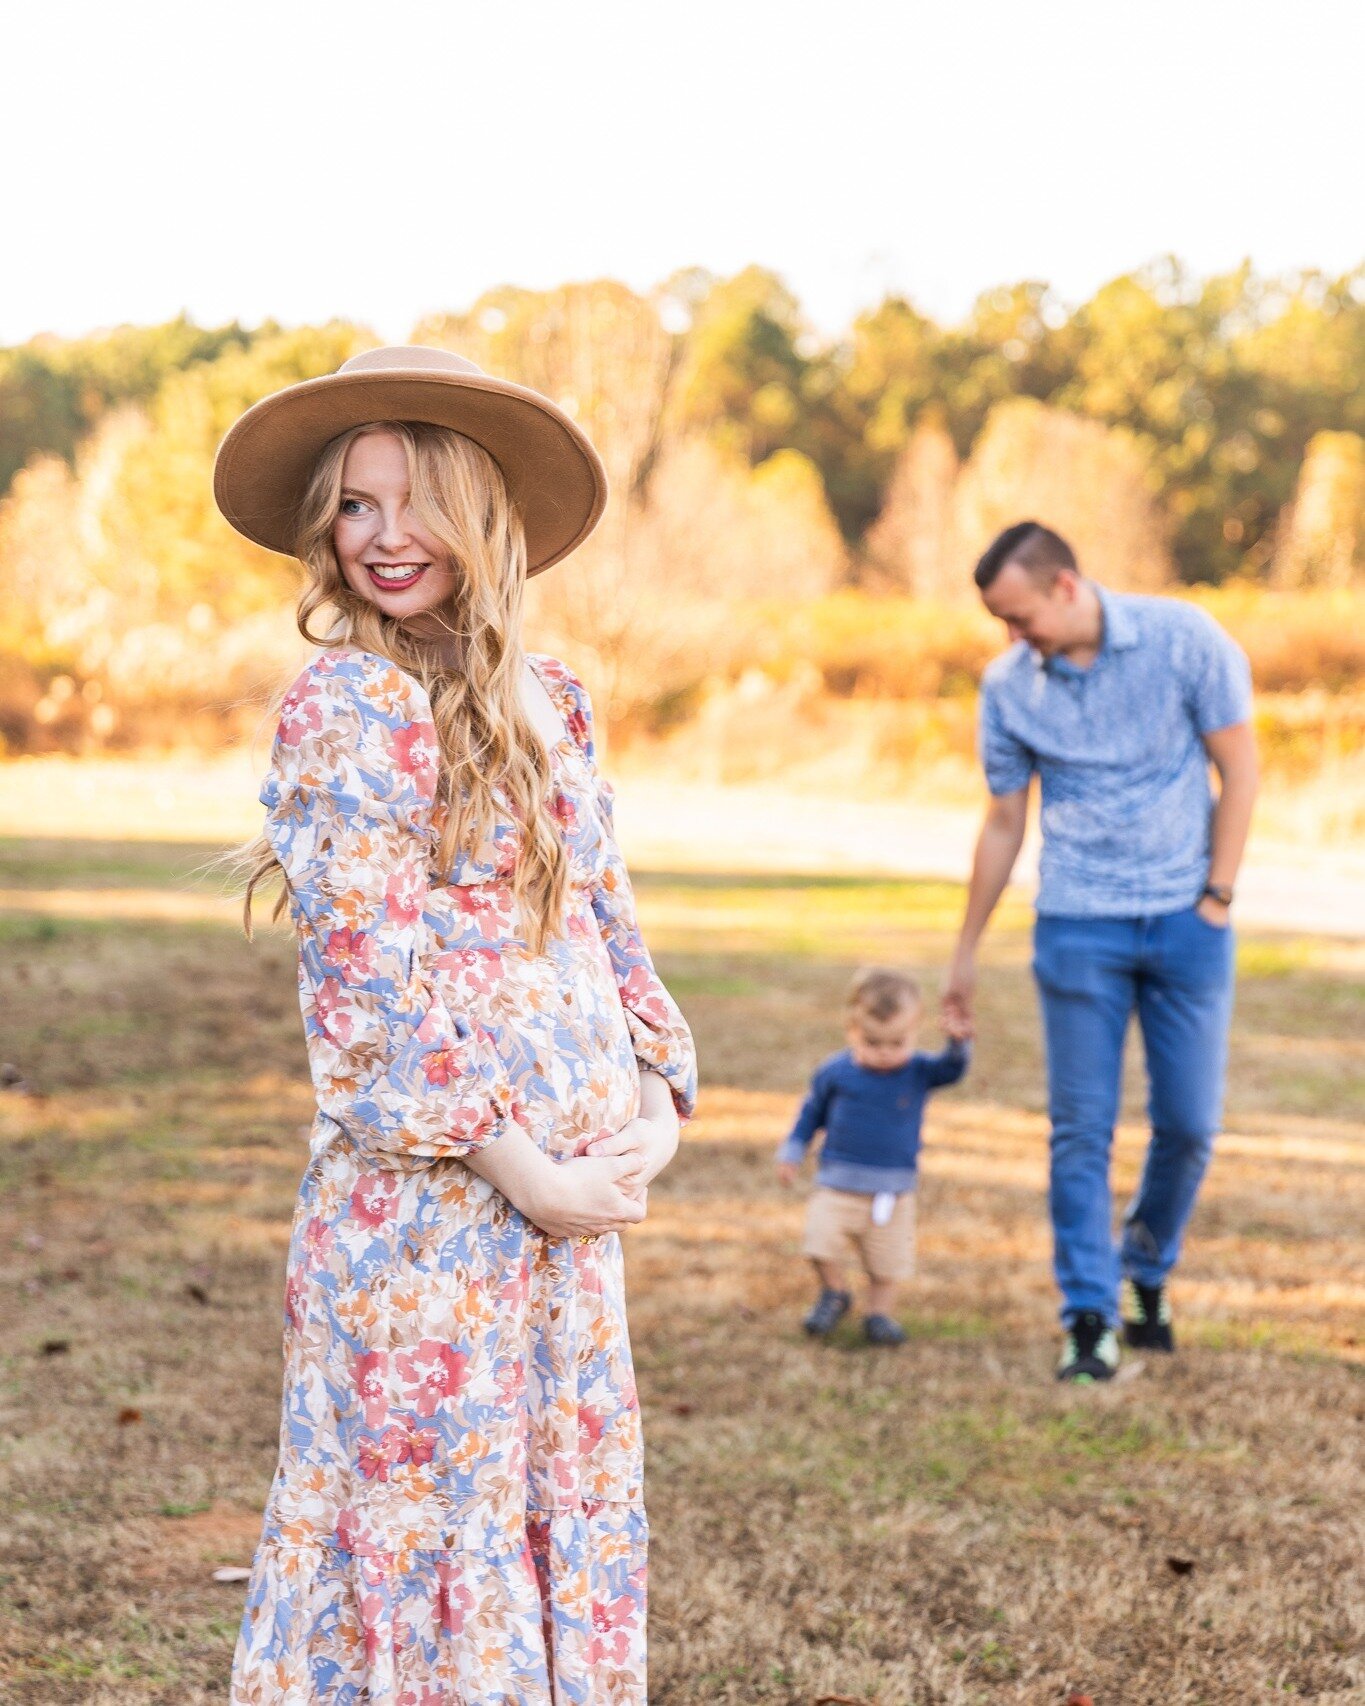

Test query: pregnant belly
[438,926,640,1160]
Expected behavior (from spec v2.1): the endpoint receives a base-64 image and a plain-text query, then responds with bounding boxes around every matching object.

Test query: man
[943,522,1258,1382]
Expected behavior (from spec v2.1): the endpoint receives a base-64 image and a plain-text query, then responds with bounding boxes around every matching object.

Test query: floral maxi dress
[229,649,697,1706]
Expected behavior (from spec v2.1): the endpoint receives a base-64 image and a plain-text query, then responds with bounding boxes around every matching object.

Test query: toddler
[776,966,970,1345]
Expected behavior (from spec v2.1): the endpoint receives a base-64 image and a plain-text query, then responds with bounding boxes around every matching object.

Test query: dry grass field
[2,832,1363,1703]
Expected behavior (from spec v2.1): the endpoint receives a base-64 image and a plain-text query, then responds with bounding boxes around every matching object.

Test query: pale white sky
[7,0,1362,347]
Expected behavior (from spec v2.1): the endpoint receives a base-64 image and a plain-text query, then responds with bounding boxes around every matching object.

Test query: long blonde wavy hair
[242,421,569,953]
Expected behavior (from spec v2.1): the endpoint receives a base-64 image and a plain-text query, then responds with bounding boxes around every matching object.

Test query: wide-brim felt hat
[213,345,608,575]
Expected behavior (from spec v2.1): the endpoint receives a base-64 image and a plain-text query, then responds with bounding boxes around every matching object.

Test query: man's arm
[1199,721,1258,924]
[942,786,1029,1035]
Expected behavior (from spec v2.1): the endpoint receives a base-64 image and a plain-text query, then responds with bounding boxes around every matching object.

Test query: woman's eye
[339,498,366,517]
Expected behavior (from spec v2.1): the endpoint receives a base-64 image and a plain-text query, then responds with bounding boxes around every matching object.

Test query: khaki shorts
[802,1185,917,1282]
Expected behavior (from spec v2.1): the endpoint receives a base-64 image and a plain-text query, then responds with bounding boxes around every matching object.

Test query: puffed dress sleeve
[260,650,518,1173]
[553,661,699,1123]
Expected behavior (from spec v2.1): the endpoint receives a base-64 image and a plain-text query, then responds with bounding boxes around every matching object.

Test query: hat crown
[338,345,486,379]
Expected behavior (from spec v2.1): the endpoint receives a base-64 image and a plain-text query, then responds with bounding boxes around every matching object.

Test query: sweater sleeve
[261,650,518,1173]
[549,659,698,1123]
[777,1064,834,1165]
[918,1037,972,1090]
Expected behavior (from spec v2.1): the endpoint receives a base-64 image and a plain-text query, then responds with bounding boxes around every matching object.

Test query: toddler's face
[847,1002,920,1072]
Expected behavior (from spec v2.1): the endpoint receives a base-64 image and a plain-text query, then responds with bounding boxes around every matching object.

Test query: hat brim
[213,368,607,575]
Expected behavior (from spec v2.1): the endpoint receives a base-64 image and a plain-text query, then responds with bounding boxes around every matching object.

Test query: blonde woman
[214,348,697,1705]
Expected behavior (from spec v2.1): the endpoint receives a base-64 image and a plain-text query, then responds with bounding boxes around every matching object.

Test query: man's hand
[1195,893,1231,928]
[941,952,977,1040]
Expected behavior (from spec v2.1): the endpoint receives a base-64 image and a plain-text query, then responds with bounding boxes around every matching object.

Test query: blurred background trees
[2,259,1363,754]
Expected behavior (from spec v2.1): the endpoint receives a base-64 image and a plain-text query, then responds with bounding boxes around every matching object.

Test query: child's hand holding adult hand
[775,1159,800,1188]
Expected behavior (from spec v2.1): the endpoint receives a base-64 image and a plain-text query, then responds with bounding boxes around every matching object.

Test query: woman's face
[333,431,458,621]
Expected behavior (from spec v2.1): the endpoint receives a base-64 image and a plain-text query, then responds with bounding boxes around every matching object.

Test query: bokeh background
[3,4,1363,1702]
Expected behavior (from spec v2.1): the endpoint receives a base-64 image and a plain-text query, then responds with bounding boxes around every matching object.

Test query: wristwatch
[1202,882,1234,907]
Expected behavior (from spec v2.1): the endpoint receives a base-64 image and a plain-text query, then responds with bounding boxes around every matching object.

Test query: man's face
[981,561,1078,657]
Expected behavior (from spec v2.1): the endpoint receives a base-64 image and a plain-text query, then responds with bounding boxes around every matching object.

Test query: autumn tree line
[1,260,1363,757]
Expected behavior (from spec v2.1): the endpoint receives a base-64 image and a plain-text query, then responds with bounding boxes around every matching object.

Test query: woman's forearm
[461,1124,556,1218]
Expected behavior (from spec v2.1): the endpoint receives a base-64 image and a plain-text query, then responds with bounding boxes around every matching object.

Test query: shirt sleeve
[260,651,518,1173]
[776,1065,833,1164]
[978,675,1035,797]
[1179,607,1254,735]
[552,660,699,1123]
[917,1037,971,1089]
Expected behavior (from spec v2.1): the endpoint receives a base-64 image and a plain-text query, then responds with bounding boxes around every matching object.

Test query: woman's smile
[365,560,431,591]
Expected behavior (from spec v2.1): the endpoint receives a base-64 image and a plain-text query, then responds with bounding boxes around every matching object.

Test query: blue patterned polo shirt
[978,586,1253,918]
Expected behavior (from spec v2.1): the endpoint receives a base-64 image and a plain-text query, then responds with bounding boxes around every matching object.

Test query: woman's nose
[374,509,413,549]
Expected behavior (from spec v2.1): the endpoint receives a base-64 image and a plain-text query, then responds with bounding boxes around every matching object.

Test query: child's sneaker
[863,1313,907,1347]
[1057,1310,1120,1382]
[1123,1278,1174,1351]
[803,1287,851,1337]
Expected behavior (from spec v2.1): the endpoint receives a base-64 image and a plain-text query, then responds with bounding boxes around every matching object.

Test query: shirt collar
[1033,582,1138,676]
[1094,583,1139,652]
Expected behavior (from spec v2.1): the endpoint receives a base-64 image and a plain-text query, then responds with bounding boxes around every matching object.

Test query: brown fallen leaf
[117,1407,143,1426]
[1166,1555,1196,1576]
[671,1402,695,1417]
[1067,1694,1095,1705]
[185,1283,211,1306]
[40,1338,70,1356]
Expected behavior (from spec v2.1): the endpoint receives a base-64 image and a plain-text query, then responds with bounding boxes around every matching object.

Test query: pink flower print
[385,865,426,928]
[301,1215,333,1261]
[277,685,323,747]
[313,978,353,1045]
[437,1565,476,1637]
[357,1428,404,1482]
[389,719,438,790]
[403,1425,438,1468]
[357,1589,389,1662]
[578,1405,607,1447]
[422,1047,462,1088]
[393,1339,469,1417]
[355,1350,390,1428]
[459,946,501,995]
[617,964,658,1010]
[587,1594,636,1664]
[325,926,378,982]
[499,1260,530,1312]
[284,1267,307,1331]
[350,1175,398,1229]
[335,1505,362,1552]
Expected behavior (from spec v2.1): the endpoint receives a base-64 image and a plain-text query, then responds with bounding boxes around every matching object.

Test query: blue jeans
[1032,908,1235,1326]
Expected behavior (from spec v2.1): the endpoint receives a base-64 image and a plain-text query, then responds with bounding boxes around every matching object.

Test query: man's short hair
[974,521,1078,591]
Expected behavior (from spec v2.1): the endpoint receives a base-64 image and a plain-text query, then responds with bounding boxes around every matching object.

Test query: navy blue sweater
[777,1041,970,1193]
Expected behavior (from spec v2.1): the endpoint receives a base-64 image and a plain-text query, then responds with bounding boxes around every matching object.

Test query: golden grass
[1,837,1364,1701]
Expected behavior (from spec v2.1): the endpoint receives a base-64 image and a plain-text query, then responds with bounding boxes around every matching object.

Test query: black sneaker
[1057,1310,1120,1383]
[1123,1278,1175,1352]
[863,1313,907,1347]
[803,1287,851,1337]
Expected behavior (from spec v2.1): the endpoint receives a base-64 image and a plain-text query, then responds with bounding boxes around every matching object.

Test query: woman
[214,346,697,1704]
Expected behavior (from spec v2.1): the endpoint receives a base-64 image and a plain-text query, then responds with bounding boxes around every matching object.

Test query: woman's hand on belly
[523,1153,650,1240]
[582,1076,681,1190]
